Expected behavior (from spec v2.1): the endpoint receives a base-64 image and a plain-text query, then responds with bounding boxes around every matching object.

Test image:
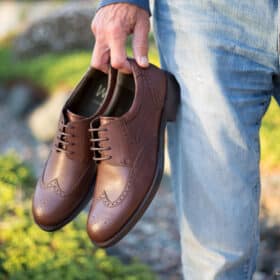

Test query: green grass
[0,43,159,93]
[0,47,94,92]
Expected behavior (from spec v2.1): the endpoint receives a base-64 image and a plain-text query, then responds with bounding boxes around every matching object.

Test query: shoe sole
[93,72,180,248]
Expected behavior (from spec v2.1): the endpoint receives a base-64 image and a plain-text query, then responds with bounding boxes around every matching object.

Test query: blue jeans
[153,0,280,279]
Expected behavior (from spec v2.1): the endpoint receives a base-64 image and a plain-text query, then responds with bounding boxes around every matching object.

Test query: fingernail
[138,56,149,66]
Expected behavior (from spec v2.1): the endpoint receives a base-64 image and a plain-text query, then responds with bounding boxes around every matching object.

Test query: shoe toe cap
[32,182,70,230]
[32,196,62,230]
[87,199,133,247]
[87,214,115,245]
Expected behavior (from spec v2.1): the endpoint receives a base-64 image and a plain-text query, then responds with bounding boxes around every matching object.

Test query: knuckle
[107,24,122,36]
[91,59,102,69]
[134,38,148,46]
[133,39,148,52]
[139,18,150,31]
[134,44,148,54]
[91,21,104,36]
[144,20,151,30]
[111,58,125,69]
[91,63,101,70]
[91,20,97,33]
[93,64,106,73]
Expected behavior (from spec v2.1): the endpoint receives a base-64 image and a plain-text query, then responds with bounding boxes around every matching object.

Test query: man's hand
[91,3,150,73]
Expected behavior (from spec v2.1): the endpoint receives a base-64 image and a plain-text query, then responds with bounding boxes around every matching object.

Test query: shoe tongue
[100,116,116,126]
[66,109,84,122]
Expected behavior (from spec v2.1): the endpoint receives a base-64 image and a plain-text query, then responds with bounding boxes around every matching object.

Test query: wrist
[98,0,151,16]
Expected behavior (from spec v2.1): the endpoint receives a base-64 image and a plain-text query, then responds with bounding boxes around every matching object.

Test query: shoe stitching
[97,146,145,208]
[41,161,94,198]
[41,178,67,197]
[143,72,164,109]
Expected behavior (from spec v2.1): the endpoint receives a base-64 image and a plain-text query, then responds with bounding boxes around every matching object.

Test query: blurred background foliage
[261,100,280,172]
[0,36,159,93]
[0,1,280,279]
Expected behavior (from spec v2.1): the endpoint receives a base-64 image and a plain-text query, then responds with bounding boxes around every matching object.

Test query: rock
[0,86,6,102]
[257,240,271,271]
[0,102,49,176]
[106,247,134,265]
[140,222,157,236]
[13,3,96,58]
[261,175,280,225]
[6,84,34,117]
[153,247,181,273]
[272,254,280,274]
[28,91,69,142]
[273,271,280,279]
[253,272,267,280]
[5,81,47,118]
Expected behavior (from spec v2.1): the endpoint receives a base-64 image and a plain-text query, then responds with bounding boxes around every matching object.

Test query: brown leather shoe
[87,61,180,247]
[32,67,117,231]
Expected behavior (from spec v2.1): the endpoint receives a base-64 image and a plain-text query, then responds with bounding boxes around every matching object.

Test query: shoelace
[55,122,75,154]
[89,127,112,161]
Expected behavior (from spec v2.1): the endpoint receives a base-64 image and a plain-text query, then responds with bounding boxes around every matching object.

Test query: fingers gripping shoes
[32,67,117,231]
[87,61,180,247]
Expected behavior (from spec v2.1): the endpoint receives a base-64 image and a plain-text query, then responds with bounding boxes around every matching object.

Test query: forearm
[98,0,151,15]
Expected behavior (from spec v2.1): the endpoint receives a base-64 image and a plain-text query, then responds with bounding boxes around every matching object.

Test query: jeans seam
[246,180,261,280]
[243,260,249,280]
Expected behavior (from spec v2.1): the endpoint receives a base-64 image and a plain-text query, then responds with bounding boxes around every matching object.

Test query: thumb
[132,19,150,68]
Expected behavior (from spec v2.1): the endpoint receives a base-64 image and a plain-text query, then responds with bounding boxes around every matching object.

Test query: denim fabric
[98,0,150,15]
[153,0,279,279]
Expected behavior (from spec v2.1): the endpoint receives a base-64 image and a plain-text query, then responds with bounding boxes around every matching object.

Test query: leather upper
[33,67,117,229]
[87,61,168,243]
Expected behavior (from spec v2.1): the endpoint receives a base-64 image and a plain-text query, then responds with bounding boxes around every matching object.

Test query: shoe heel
[164,73,180,122]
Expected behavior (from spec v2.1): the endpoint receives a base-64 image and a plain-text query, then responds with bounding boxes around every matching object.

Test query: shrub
[0,153,156,280]
[260,99,280,172]
[0,152,35,192]
[0,152,35,217]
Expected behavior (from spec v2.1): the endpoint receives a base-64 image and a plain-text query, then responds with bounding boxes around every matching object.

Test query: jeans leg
[153,0,278,279]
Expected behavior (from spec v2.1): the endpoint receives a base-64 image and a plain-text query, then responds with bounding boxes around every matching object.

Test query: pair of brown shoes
[32,60,180,247]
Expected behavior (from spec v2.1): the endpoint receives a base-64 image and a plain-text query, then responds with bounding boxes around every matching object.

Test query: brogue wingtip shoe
[87,61,180,247]
[32,67,118,231]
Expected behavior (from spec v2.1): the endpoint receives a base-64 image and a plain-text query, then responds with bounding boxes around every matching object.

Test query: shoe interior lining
[105,73,135,117]
[68,70,108,117]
